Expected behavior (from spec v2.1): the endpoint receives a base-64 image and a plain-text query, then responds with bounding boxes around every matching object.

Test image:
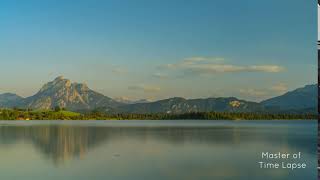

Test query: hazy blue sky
[0,0,317,101]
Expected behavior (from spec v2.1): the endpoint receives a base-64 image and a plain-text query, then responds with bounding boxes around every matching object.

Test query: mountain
[0,76,316,114]
[261,84,317,112]
[114,97,133,104]
[132,99,151,104]
[0,93,23,108]
[20,76,122,111]
[114,97,151,104]
[114,97,265,114]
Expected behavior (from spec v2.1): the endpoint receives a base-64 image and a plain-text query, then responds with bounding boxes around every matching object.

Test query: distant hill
[261,84,317,113]
[114,97,151,104]
[0,76,316,114]
[113,97,265,114]
[0,93,23,108]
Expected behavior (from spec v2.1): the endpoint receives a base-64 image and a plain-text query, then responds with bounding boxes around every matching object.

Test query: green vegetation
[0,108,316,120]
[0,108,80,120]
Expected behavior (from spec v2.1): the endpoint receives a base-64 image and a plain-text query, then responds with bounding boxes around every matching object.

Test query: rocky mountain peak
[39,77,71,93]
[21,76,120,111]
[73,82,89,92]
[54,76,65,81]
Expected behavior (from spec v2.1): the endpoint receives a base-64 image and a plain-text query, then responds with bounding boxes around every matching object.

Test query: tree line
[0,108,316,120]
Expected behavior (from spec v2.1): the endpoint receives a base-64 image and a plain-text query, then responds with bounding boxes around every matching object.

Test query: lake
[0,120,317,180]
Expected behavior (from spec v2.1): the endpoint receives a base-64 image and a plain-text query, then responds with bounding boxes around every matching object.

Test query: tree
[54,106,62,112]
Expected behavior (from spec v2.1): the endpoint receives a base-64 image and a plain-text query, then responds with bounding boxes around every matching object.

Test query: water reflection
[0,126,107,164]
[0,121,315,166]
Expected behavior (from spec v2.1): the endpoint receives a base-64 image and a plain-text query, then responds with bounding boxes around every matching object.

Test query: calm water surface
[0,120,317,180]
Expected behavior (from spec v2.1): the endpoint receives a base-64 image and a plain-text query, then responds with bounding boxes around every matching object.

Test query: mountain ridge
[261,84,317,111]
[0,76,316,114]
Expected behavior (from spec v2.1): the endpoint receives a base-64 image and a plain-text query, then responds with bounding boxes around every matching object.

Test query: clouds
[183,56,225,63]
[239,88,268,97]
[161,56,284,75]
[128,85,161,93]
[270,83,288,93]
[185,64,283,74]
[238,83,288,101]
[82,56,287,101]
[152,73,168,79]
[248,65,284,73]
[112,67,128,74]
[162,56,225,69]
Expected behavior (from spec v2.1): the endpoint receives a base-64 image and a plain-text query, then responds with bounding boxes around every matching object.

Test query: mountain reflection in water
[0,120,316,180]
[0,121,315,165]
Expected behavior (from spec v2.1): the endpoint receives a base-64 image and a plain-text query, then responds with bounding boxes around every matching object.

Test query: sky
[0,0,317,102]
